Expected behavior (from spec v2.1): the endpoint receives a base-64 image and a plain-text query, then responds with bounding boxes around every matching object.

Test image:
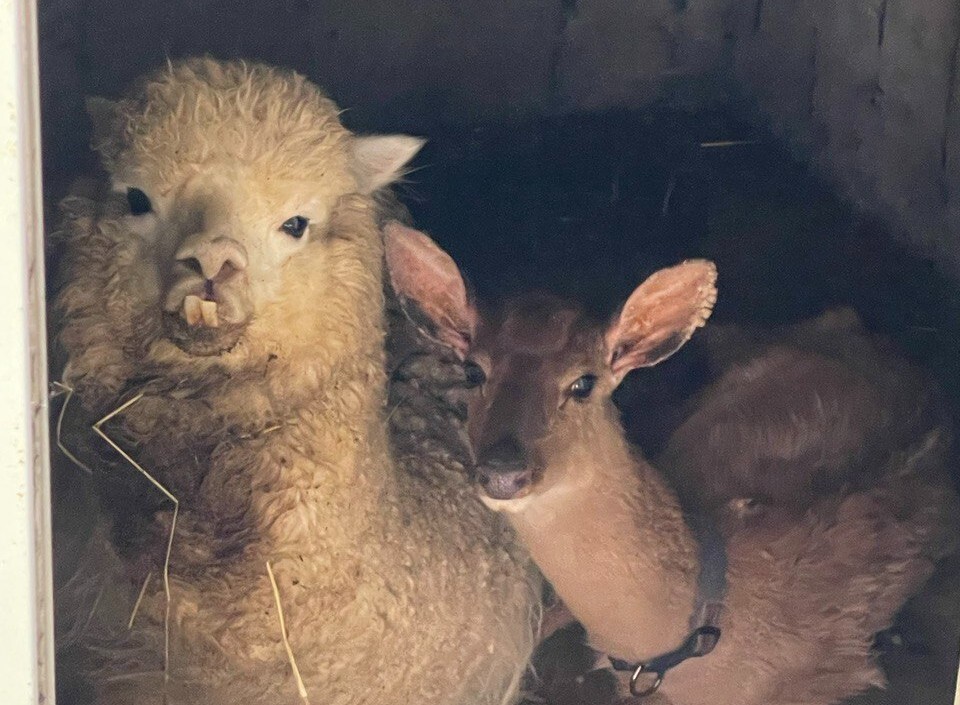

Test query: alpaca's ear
[85,97,121,155]
[605,260,717,384]
[384,221,476,359]
[351,135,425,194]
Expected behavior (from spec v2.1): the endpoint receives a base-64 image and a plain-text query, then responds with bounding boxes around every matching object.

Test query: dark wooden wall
[39,0,960,277]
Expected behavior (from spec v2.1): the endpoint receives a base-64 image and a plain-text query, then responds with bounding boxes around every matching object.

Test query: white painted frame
[0,0,55,703]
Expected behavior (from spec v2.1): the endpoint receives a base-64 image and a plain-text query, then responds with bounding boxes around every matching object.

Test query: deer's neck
[508,412,700,660]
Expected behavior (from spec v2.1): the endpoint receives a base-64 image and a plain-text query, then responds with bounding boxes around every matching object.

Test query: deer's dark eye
[569,374,597,400]
[464,361,487,388]
[280,215,310,239]
[126,187,152,216]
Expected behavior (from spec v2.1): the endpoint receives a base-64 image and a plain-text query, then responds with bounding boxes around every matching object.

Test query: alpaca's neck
[509,417,699,660]
[195,340,395,554]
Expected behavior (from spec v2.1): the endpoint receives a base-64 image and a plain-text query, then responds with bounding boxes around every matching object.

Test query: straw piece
[92,393,179,699]
[699,139,760,149]
[128,571,153,630]
[266,560,310,704]
[52,381,94,475]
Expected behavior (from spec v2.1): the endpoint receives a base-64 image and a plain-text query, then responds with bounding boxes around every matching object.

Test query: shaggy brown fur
[53,58,539,705]
[383,223,960,705]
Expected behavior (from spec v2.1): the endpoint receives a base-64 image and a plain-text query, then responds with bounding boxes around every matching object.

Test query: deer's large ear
[605,260,717,383]
[351,135,425,194]
[384,221,476,359]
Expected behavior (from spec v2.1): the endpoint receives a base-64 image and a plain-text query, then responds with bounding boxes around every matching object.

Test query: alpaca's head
[59,58,422,398]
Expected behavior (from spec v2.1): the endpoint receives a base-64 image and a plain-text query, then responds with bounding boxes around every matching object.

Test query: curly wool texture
[54,58,539,705]
[91,59,353,189]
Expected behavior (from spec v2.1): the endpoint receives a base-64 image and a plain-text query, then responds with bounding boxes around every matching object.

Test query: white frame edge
[0,0,55,703]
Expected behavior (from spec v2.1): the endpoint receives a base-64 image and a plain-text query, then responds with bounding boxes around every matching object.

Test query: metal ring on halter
[629,662,664,698]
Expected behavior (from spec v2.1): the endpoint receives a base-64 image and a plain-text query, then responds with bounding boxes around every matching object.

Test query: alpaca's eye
[126,187,152,216]
[568,374,597,400]
[280,215,310,239]
[464,361,486,388]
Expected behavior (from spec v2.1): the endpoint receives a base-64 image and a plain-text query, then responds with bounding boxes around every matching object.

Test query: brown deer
[384,221,960,705]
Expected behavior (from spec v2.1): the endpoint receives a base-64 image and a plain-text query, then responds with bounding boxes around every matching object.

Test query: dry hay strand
[699,139,761,149]
[52,380,94,474]
[91,392,180,699]
[266,560,310,704]
[128,571,153,630]
[54,382,180,699]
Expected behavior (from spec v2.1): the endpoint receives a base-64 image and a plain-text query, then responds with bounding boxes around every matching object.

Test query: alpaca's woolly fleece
[54,58,539,705]
[89,58,353,192]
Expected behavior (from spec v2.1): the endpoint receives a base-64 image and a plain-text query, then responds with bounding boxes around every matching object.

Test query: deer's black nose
[476,436,531,500]
[476,467,533,501]
[477,435,526,470]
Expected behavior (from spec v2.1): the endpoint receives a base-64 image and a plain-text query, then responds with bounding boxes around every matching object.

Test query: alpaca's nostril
[175,237,249,280]
[180,257,204,278]
[211,260,240,284]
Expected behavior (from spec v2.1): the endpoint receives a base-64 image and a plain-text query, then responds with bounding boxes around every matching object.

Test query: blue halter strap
[608,510,728,698]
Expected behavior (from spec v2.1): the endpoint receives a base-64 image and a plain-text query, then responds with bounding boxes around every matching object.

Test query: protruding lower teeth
[200,300,219,328]
[183,295,202,326]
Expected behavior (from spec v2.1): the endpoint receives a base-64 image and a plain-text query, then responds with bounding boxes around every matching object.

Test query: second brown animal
[384,221,959,705]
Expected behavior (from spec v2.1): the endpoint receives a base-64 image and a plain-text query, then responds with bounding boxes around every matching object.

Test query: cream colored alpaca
[384,222,959,705]
[54,58,538,705]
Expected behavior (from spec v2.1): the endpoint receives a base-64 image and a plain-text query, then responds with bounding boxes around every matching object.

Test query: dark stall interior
[39,1,960,703]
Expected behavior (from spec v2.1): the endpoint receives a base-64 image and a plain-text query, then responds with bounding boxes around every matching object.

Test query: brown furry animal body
[53,59,538,705]
[383,223,960,705]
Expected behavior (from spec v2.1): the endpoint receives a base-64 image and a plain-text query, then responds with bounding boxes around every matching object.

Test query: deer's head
[385,222,717,510]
